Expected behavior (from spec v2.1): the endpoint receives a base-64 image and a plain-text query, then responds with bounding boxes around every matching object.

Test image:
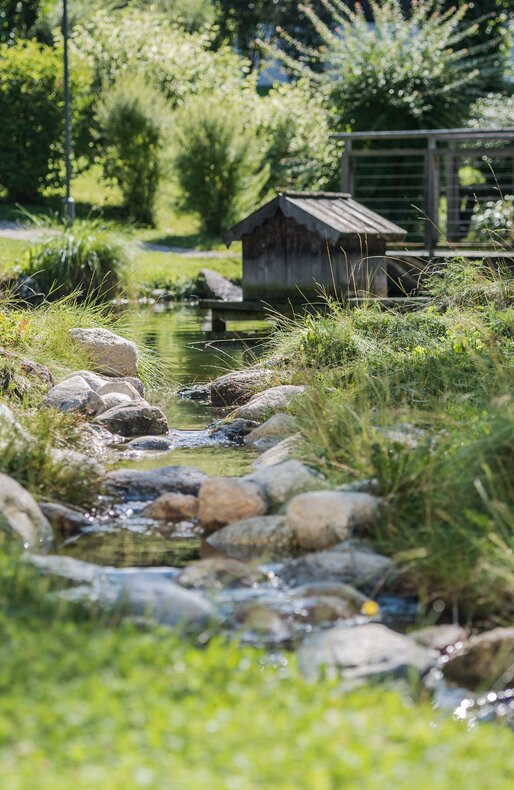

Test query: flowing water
[60,303,268,567]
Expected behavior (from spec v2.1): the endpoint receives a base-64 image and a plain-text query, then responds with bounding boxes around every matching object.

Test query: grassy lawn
[0,237,30,274]
[0,169,242,294]
[128,248,241,295]
[1,613,514,789]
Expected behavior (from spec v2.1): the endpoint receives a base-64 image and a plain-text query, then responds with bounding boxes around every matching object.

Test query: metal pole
[63,0,75,222]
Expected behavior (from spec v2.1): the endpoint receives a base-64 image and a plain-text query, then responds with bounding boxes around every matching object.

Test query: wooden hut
[223,191,406,300]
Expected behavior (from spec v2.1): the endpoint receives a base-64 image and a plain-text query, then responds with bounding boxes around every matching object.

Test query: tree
[0,0,42,42]
[214,0,331,69]
[269,0,498,130]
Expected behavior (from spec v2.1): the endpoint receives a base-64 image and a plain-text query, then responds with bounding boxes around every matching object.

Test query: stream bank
[1,301,513,732]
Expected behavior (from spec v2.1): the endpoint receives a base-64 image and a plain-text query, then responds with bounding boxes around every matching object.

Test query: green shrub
[22,218,128,301]
[97,77,171,225]
[470,196,514,243]
[173,96,269,235]
[258,79,340,191]
[270,0,495,130]
[73,7,251,105]
[0,40,92,202]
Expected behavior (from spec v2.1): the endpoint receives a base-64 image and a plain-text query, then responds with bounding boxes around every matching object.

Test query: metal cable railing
[332,128,514,252]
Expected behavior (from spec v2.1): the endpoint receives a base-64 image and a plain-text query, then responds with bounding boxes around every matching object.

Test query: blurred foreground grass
[0,552,513,790]
[1,611,514,790]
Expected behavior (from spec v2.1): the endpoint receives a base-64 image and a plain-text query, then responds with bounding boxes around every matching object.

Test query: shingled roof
[223,191,406,246]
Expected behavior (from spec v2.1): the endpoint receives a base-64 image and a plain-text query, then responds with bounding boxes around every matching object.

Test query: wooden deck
[199,297,430,331]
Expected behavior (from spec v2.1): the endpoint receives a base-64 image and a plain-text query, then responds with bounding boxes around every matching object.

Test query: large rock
[299,623,436,681]
[29,555,214,630]
[105,465,208,501]
[245,460,321,510]
[197,268,243,303]
[244,413,297,445]
[293,595,362,625]
[253,434,301,467]
[69,328,139,377]
[127,435,175,452]
[62,369,145,398]
[277,542,395,590]
[207,515,295,556]
[198,477,267,534]
[287,491,382,551]
[290,582,368,610]
[177,558,262,590]
[210,369,274,407]
[143,493,198,522]
[97,380,141,400]
[236,385,305,421]
[94,401,168,437]
[39,501,92,536]
[410,624,468,652]
[0,348,54,390]
[0,473,53,549]
[42,375,104,416]
[49,448,104,480]
[442,627,514,690]
[98,392,133,411]
[209,419,258,444]
[114,576,214,629]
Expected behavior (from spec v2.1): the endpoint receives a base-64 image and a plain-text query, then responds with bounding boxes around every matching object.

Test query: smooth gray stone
[94,401,168,437]
[298,623,436,682]
[104,465,208,500]
[127,435,175,451]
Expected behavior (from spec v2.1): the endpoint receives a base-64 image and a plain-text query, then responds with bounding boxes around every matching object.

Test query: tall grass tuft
[21,217,129,302]
[270,262,514,620]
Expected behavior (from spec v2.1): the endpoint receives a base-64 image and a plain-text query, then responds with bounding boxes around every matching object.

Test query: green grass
[0,237,30,274]
[0,553,513,790]
[0,166,243,296]
[269,263,514,620]
[129,248,241,295]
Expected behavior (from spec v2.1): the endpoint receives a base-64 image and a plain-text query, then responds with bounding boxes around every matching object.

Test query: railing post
[424,136,439,254]
[340,138,353,194]
[445,142,460,242]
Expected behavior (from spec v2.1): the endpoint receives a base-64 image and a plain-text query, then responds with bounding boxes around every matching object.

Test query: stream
[51,303,514,730]
[59,303,267,568]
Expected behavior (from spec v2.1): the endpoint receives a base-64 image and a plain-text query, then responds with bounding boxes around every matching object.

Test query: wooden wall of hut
[241,213,388,300]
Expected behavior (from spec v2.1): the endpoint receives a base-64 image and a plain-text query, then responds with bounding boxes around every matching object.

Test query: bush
[0,40,92,202]
[97,77,171,225]
[22,218,128,301]
[0,407,102,507]
[258,79,340,191]
[173,96,269,235]
[270,0,496,130]
[468,93,514,130]
[73,7,251,106]
[470,196,514,243]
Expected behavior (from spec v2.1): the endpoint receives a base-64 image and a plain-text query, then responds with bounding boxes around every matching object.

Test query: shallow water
[60,303,265,566]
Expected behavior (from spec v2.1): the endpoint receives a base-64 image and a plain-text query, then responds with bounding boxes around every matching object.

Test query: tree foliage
[269,0,500,131]
[173,96,269,235]
[0,0,42,43]
[72,7,252,105]
[0,40,92,201]
[97,77,171,225]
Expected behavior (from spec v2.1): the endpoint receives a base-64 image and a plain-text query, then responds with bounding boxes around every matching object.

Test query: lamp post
[62,0,75,223]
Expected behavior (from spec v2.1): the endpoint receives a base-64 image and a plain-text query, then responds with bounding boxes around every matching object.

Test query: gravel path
[0,223,232,258]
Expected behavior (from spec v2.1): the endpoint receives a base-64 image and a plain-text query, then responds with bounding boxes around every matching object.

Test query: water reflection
[120,303,268,386]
